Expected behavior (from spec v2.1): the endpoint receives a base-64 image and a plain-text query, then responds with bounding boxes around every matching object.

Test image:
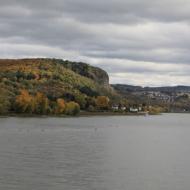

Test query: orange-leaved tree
[56,98,66,114]
[15,90,34,113]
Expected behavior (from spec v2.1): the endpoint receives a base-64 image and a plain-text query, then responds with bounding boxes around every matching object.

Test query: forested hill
[0,58,116,115]
[0,58,110,86]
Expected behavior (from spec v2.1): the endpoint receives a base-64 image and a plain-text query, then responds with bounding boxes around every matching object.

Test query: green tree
[0,86,11,114]
[74,93,86,109]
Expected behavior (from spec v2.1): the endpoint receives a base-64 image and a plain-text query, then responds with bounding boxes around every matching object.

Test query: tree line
[0,87,111,115]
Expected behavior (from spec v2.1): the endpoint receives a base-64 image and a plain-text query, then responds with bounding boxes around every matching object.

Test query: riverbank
[0,111,149,118]
[79,111,149,117]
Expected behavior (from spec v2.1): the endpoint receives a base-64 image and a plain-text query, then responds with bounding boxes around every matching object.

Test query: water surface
[0,114,190,190]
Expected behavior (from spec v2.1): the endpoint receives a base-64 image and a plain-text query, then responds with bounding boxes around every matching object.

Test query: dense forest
[0,58,118,115]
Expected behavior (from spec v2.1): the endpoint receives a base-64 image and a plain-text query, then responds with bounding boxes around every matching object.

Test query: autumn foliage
[14,89,80,115]
[34,92,49,114]
[15,90,34,113]
[56,98,66,114]
[96,96,110,110]
[65,101,80,115]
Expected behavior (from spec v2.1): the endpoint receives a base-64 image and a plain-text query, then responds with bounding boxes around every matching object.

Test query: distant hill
[112,84,190,94]
[112,84,190,112]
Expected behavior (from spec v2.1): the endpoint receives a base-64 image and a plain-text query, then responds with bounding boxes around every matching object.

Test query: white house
[112,105,119,111]
[130,108,138,112]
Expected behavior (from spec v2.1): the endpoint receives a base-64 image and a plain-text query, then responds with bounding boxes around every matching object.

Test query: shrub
[65,101,80,115]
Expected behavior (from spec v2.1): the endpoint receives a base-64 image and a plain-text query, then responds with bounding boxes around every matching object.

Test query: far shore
[0,111,151,118]
[79,111,149,117]
[1,112,190,118]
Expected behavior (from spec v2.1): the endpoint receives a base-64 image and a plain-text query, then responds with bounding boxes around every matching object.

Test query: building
[112,105,119,111]
[130,108,138,112]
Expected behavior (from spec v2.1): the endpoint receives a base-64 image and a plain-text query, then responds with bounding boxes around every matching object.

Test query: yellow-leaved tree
[96,96,110,110]
[34,92,49,114]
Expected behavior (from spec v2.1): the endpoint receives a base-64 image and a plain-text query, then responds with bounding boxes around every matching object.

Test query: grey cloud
[2,0,190,23]
[1,0,190,86]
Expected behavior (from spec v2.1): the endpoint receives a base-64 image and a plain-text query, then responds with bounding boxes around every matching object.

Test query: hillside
[112,84,190,112]
[0,58,116,114]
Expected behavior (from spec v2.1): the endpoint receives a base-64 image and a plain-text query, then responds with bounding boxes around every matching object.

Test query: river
[0,114,189,190]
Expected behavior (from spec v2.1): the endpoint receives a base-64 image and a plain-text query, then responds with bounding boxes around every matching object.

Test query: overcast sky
[1,0,190,86]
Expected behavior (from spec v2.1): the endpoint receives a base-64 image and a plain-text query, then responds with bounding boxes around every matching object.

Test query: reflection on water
[0,114,190,190]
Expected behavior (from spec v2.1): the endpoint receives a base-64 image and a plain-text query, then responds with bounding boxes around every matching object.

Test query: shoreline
[79,111,149,117]
[1,112,189,118]
[0,111,149,118]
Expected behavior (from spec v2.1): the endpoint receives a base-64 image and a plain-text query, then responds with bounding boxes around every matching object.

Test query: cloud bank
[1,0,190,86]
